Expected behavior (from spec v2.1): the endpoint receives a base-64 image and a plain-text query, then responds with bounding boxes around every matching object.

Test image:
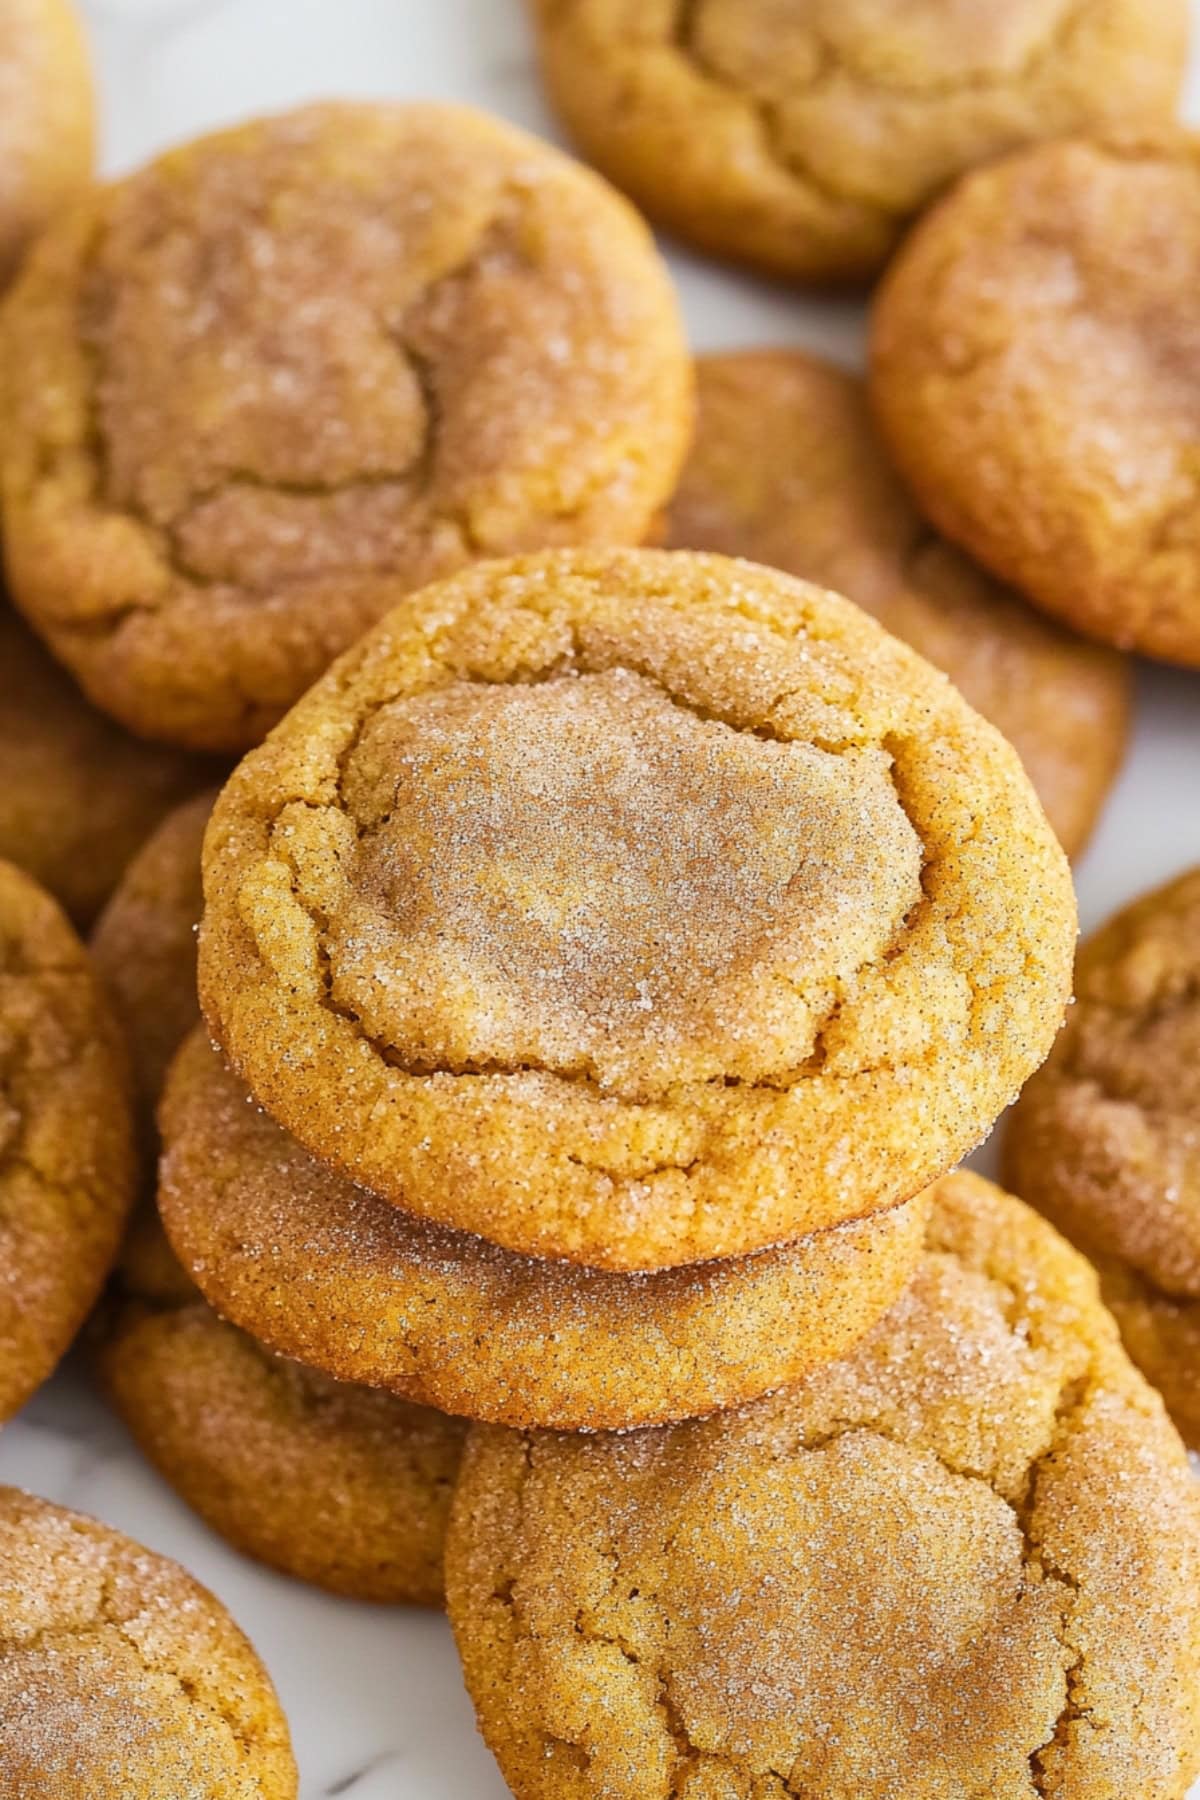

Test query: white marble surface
[3,3,1200,1795]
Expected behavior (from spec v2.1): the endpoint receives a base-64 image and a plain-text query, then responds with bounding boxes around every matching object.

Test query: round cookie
[528,0,1188,283]
[1006,866,1200,1446]
[665,349,1130,859]
[447,1171,1200,1800]
[0,605,214,927]
[0,1486,296,1798]
[198,547,1075,1271]
[872,133,1200,667]
[0,101,692,751]
[99,1213,466,1605]
[91,787,215,1110]
[0,861,135,1423]
[158,1030,930,1433]
[0,0,93,288]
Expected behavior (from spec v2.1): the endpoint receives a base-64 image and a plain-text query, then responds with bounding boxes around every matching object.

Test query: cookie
[0,861,135,1423]
[665,350,1130,858]
[1006,866,1200,1447]
[528,0,1187,283]
[872,133,1200,666]
[158,1031,929,1432]
[99,1213,466,1605]
[91,787,215,1110]
[0,1486,296,1798]
[0,101,692,750]
[447,1171,1200,1800]
[0,605,214,927]
[199,547,1075,1271]
[0,0,93,287]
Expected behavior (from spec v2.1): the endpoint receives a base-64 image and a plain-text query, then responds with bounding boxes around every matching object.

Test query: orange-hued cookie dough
[528,0,1187,282]
[447,1172,1200,1800]
[0,0,93,287]
[1007,866,1200,1448]
[0,606,214,926]
[0,861,135,1423]
[199,548,1075,1271]
[666,350,1130,858]
[0,101,691,750]
[0,1487,296,1798]
[872,133,1200,666]
[159,1032,928,1432]
[99,1212,465,1605]
[91,787,215,1110]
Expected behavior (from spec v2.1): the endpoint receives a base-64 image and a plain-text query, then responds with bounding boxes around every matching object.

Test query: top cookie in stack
[168,544,1076,1443]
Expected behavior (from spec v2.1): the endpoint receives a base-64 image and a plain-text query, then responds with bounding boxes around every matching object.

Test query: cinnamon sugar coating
[447,1173,1200,1800]
[0,861,135,1423]
[0,606,214,927]
[0,0,93,288]
[99,1213,466,1606]
[528,0,1186,282]
[666,350,1130,859]
[0,1487,296,1798]
[872,133,1200,667]
[0,101,691,749]
[1006,867,1200,1445]
[198,548,1075,1270]
[158,1032,928,1433]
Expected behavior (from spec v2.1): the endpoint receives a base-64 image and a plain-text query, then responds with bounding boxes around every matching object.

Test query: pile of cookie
[3,1,1200,1796]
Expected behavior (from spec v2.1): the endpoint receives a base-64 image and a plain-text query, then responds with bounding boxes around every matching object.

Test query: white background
[2,3,1199,1794]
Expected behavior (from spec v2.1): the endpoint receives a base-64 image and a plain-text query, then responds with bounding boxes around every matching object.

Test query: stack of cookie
[84,543,1200,1799]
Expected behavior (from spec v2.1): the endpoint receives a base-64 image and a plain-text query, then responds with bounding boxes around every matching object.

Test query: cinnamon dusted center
[327,667,923,1096]
[576,1431,1069,1793]
[687,0,1075,100]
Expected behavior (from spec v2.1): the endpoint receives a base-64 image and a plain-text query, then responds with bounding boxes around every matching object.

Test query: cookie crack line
[254,656,933,1101]
[6,1557,264,1766]
[668,0,1096,213]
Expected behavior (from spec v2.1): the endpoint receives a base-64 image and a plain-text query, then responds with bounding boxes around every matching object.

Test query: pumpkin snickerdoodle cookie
[199,548,1075,1271]
[158,1031,928,1432]
[528,0,1187,283]
[0,100,691,751]
[872,133,1200,667]
[665,350,1130,858]
[1006,867,1200,1448]
[99,1211,466,1605]
[0,0,93,288]
[447,1172,1200,1800]
[0,860,135,1424]
[91,786,215,1111]
[0,1487,296,1798]
[0,606,214,927]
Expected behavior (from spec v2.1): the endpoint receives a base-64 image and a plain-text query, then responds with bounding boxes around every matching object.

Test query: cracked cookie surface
[0,861,135,1423]
[198,548,1075,1270]
[872,133,1200,666]
[0,1486,296,1798]
[158,1031,928,1431]
[0,101,691,749]
[1006,866,1200,1446]
[98,1210,466,1605]
[447,1171,1200,1800]
[0,0,93,287]
[528,0,1186,281]
[0,605,215,926]
[666,350,1130,859]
